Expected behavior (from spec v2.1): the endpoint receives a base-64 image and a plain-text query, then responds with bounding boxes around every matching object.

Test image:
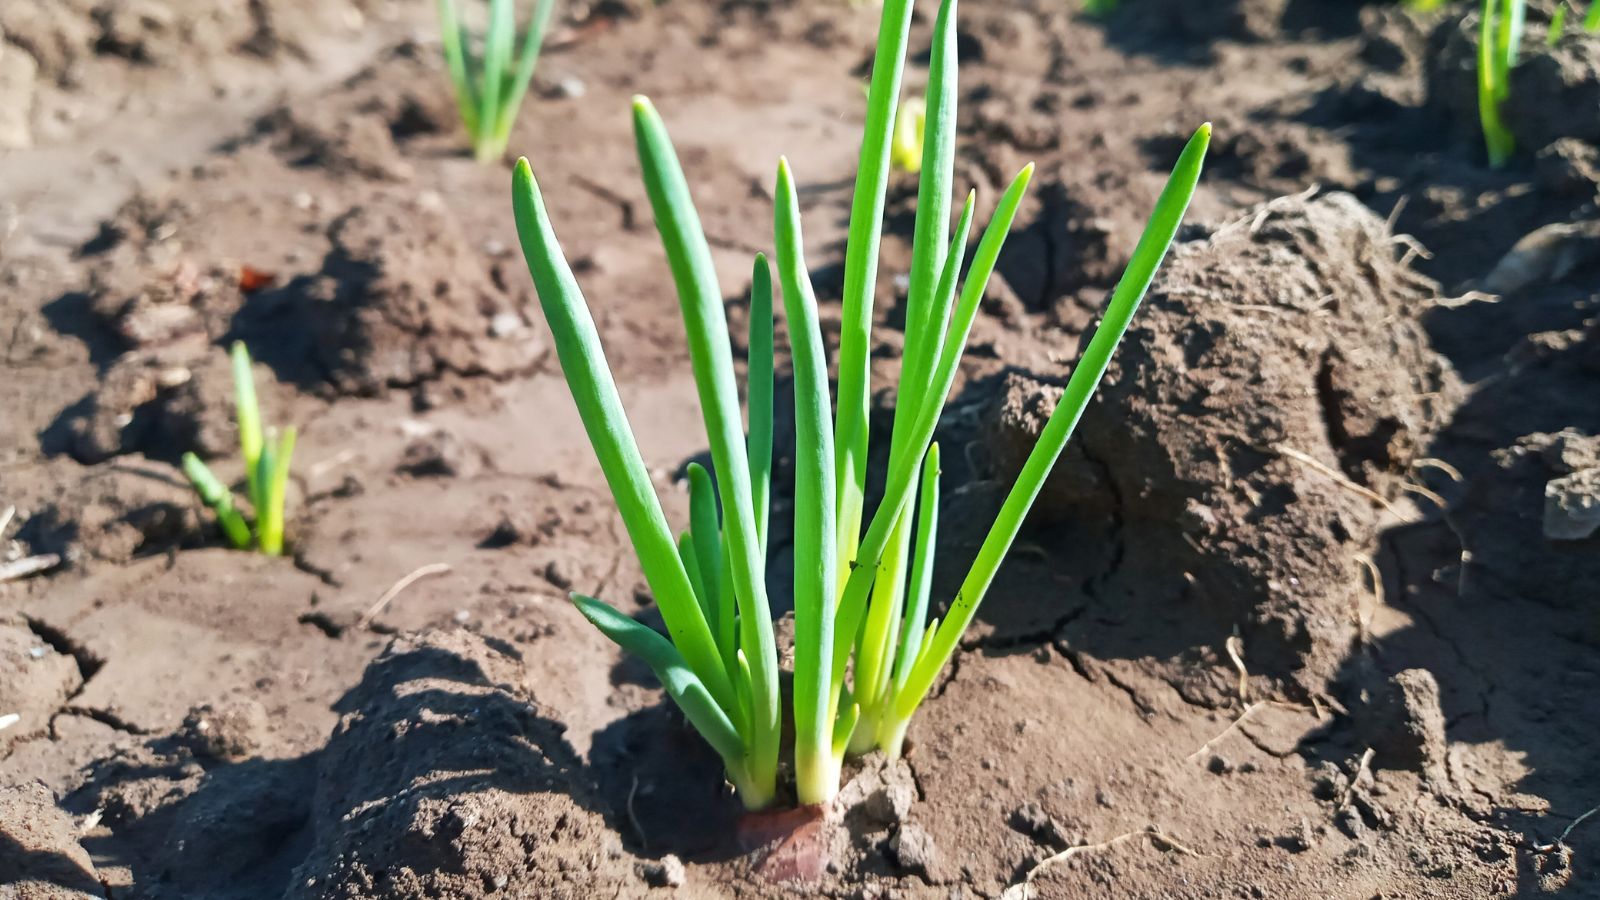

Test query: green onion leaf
[572,594,747,766]
[632,97,781,800]
[747,255,775,557]
[181,452,253,550]
[832,165,1033,703]
[835,0,917,581]
[231,341,263,513]
[774,156,841,805]
[511,158,737,715]
[437,0,480,137]
[686,461,725,630]
[493,0,557,153]
[479,0,514,161]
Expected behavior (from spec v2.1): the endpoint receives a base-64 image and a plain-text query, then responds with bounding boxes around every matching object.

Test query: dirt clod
[398,426,484,479]
[990,191,1460,684]
[1459,429,1600,607]
[837,753,918,831]
[178,699,269,762]
[889,823,939,878]
[1363,669,1448,779]
[308,195,546,396]
[1009,801,1073,849]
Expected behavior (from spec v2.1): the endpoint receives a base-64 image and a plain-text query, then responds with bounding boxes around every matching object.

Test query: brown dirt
[3,0,1599,897]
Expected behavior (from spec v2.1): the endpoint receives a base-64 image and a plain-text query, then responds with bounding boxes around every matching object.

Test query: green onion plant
[181,342,297,556]
[512,0,1208,810]
[438,0,557,163]
[1478,0,1525,168]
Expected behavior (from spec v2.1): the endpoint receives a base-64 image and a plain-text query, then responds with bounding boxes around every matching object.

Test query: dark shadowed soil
[3,0,1598,897]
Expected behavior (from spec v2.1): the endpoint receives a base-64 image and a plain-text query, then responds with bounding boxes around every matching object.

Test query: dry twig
[1004,827,1200,898]
[0,554,62,583]
[1341,748,1375,810]
[359,563,454,629]
[1187,700,1319,762]
[1275,444,1412,522]
[1353,554,1382,644]
[1225,633,1248,703]
[1535,805,1600,853]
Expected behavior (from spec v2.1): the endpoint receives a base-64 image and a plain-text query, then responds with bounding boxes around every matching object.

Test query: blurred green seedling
[181,342,297,556]
[1478,0,1525,168]
[438,0,557,163]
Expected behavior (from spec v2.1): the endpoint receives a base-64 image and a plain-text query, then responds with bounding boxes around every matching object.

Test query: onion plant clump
[1478,0,1526,168]
[438,0,557,163]
[512,0,1208,810]
[181,342,297,556]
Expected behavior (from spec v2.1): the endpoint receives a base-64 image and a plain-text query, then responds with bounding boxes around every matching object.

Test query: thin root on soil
[1535,804,1600,853]
[1274,444,1414,522]
[1187,700,1321,762]
[359,563,455,629]
[1006,827,1200,897]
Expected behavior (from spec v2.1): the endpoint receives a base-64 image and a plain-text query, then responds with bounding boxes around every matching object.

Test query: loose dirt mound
[990,191,1461,684]
[285,630,636,899]
[297,191,545,397]
[0,781,105,899]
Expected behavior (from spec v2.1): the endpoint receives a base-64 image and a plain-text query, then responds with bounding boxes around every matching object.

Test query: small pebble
[490,312,524,337]
[553,75,587,99]
[637,853,686,888]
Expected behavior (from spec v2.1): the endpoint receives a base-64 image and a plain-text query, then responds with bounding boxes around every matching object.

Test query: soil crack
[290,550,339,587]
[57,706,152,736]
[23,616,104,690]
[969,604,1088,652]
[1382,528,1494,726]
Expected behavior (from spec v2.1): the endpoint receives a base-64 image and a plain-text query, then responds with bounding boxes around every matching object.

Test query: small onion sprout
[1478,0,1526,168]
[181,342,297,556]
[438,0,557,163]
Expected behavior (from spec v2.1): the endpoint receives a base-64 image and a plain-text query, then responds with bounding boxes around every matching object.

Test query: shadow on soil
[63,640,648,898]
